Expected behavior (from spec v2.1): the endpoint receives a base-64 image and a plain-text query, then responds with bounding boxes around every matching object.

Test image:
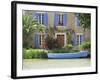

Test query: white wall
[0,0,99,80]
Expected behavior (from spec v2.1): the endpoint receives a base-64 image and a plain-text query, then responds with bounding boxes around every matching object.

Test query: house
[23,11,90,49]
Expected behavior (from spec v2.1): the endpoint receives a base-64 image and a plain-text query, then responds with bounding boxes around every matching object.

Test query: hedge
[23,49,48,59]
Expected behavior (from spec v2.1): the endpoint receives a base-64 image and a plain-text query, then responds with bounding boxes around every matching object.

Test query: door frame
[55,33,66,46]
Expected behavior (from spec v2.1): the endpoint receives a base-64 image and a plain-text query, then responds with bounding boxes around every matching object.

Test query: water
[23,58,91,70]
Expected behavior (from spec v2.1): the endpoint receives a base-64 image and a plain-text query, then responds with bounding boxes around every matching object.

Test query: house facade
[23,11,90,49]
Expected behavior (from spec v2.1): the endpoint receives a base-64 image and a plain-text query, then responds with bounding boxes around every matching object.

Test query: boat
[47,51,89,59]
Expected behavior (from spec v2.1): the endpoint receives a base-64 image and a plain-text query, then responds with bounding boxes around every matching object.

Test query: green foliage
[45,27,62,49]
[65,29,74,44]
[23,49,32,59]
[80,41,91,50]
[23,49,48,59]
[77,13,91,31]
[48,49,79,53]
[45,27,56,38]
[64,44,73,50]
[23,15,46,49]
[23,15,37,48]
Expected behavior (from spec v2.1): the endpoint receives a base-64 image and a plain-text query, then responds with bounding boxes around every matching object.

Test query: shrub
[64,44,73,50]
[72,49,79,52]
[48,49,79,53]
[23,49,33,59]
[80,41,91,51]
[40,51,48,58]
[23,49,48,59]
[45,35,62,49]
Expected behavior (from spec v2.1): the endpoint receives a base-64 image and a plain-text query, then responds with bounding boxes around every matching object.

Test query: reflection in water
[23,58,91,70]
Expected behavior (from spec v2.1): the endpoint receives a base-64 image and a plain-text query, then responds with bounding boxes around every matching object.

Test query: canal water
[23,58,91,70]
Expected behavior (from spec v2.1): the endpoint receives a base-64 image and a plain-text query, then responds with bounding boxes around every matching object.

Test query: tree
[77,13,91,31]
[23,15,45,48]
[77,13,91,50]
[65,29,74,44]
[45,27,56,38]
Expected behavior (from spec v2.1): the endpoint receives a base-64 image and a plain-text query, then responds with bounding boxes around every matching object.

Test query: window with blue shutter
[38,14,41,24]
[73,32,77,46]
[35,32,38,48]
[58,14,63,25]
[80,35,82,45]
[54,14,59,26]
[34,13,47,27]
[80,35,84,44]
[34,13,39,48]
[34,13,38,22]
[63,14,67,26]
[76,34,84,45]
[54,13,67,26]
[43,13,48,27]
[42,14,44,24]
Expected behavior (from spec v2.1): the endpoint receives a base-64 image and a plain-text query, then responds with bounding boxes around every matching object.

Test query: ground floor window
[76,33,83,45]
[38,34,46,48]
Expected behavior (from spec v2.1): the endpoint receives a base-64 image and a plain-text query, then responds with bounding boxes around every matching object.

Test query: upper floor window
[54,13,67,26]
[34,12,47,26]
[38,13,44,25]
[58,14,63,25]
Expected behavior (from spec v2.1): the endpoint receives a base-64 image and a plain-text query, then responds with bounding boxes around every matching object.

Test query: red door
[57,35,64,47]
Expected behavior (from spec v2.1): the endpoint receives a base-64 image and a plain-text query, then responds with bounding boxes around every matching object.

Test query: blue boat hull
[48,51,89,59]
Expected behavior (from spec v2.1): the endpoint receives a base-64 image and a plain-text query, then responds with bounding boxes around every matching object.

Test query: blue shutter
[35,32,38,48]
[42,14,44,25]
[77,17,80,26]
[63,14,67,26]
[43,13,48,27]
[34,13,38,22]
[73,32,77,46]
[80,35,82,44]
[54,14,59,26]
[75,14,80,27]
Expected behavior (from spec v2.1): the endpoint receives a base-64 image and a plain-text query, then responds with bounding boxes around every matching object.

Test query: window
[77,35,79,45]
[34,13,47,26]
[54,13,67,26]
[39,34,46,49]
[76,33,83,45]
[58,14,63,25]
[38,13,44,24]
